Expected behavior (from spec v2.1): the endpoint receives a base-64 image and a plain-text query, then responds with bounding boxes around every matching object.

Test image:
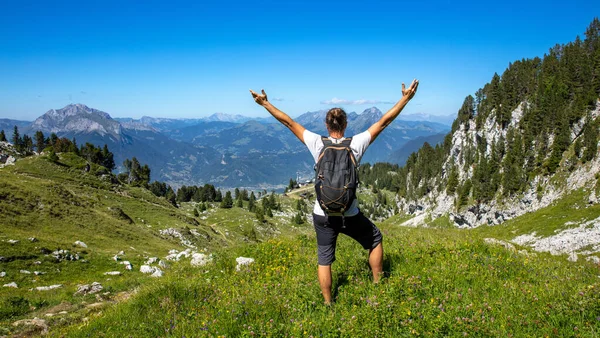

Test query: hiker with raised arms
[250,79,419,304]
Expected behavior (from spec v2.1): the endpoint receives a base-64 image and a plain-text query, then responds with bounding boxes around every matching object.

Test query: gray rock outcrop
[75,282,103,295]
[32,284,62,291]
[235,257,255,271]
[73,241,88,248]
[190,253,212,267]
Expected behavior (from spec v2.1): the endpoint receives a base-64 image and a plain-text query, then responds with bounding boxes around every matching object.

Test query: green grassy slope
[0,154,310,336]
[3,153,600,337]
[55,210,600,337]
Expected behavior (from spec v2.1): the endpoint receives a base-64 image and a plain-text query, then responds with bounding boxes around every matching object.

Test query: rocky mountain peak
[30,104,121,137]
[360,107,382,117]
[204,112,250,123]
[45,104,112,120]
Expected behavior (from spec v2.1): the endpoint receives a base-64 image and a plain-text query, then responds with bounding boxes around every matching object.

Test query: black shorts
[313,211,383,266]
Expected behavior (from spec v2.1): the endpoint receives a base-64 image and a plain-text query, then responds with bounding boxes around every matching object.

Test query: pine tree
[34,131,45,153]
[215,189,222,202]
[234,188,240,200]
[71,138,79,155]
[457,95,475,129]
[102,144,115,171]
[248,192,256,212]
[446,164,459,195]
[255,207,265,223]
[220,191,233,208]
[269,193,276,210]
[293,212,304,225]
[236,196,243,208]
[296,199,304,212]
[22,135,33,153]
[0,130,5,142]
[456,179,472,209]
[546,114,569,174]
[49,133,58,146]
[583,119,599,163]
[12,126,21,150]
[199,202,207,212]
[165,186,177,207]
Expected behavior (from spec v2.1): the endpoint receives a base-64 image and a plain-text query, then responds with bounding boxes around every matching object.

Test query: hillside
[361,19,600,229]
[0,153,311,336]
[51,192,600,337]
[1,143,599,336]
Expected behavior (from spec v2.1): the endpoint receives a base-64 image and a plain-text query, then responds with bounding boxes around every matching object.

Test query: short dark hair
[325,108,347,133]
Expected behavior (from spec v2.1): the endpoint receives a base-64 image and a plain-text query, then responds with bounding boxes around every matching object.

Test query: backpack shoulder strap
[341,137,352,147]
[321,136,333,147]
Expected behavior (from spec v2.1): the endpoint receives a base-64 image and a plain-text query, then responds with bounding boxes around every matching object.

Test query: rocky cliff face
[400,99,600,228]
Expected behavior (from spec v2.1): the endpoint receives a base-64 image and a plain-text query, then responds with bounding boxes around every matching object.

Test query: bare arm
[367,79,419,144]
[250,89,306,143]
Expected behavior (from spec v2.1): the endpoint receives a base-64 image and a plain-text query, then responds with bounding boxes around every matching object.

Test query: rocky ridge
[399,99,600,229]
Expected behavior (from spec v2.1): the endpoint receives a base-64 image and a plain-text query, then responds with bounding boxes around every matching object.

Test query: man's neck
[329,131,344,139]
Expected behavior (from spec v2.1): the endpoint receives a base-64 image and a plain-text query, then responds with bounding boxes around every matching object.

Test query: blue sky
[0,0,598,120]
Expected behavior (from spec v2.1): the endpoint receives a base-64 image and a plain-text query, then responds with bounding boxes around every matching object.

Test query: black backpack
[314,136,359,215]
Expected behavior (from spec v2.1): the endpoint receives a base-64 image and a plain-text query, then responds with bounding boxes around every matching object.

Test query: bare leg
[369,242,383,283]
[317,264,332,304]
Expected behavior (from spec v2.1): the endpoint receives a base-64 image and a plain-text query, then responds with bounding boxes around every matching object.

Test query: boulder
[29,237,38,242]
[120,261,132,270]
[20,270,31,274]
[104,271,121,276]
[0,271,5,277]
[568,252,578,262]
[52,249,79,261]
[3,282,18,288]
[34,271,45,276]
[165,249,193,261]
[589,190,598,204]
[32,284,62,291]
[145,257,159,265]
[140,265,155,274]
[8,239,19,244]
[235,257,255,271]
[586,256,600,264]
[75,282,103,295]
[151,268,163,278]
[74,241,88,248]
[191,253,212,267]
[158,260,168,269]
[12,318,48,335]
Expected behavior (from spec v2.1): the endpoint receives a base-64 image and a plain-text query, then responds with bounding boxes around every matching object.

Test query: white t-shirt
[303,129,371,216]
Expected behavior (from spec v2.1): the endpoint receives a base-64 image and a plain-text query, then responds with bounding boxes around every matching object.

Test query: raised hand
[250,89,268,106]
[402,79,419,101]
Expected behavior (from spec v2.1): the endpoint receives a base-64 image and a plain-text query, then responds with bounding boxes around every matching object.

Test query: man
[250,79,419,304]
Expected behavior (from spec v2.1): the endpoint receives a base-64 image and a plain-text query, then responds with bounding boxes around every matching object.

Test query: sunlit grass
[58,224,600,337]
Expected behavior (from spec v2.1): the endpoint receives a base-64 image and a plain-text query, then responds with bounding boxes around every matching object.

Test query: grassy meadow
[1,154,600,337]
[55,223,600,337]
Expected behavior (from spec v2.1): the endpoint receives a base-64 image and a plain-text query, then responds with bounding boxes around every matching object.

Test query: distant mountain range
[398,112,456,125]
[0,118,30,133]
[3,104,451,189]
